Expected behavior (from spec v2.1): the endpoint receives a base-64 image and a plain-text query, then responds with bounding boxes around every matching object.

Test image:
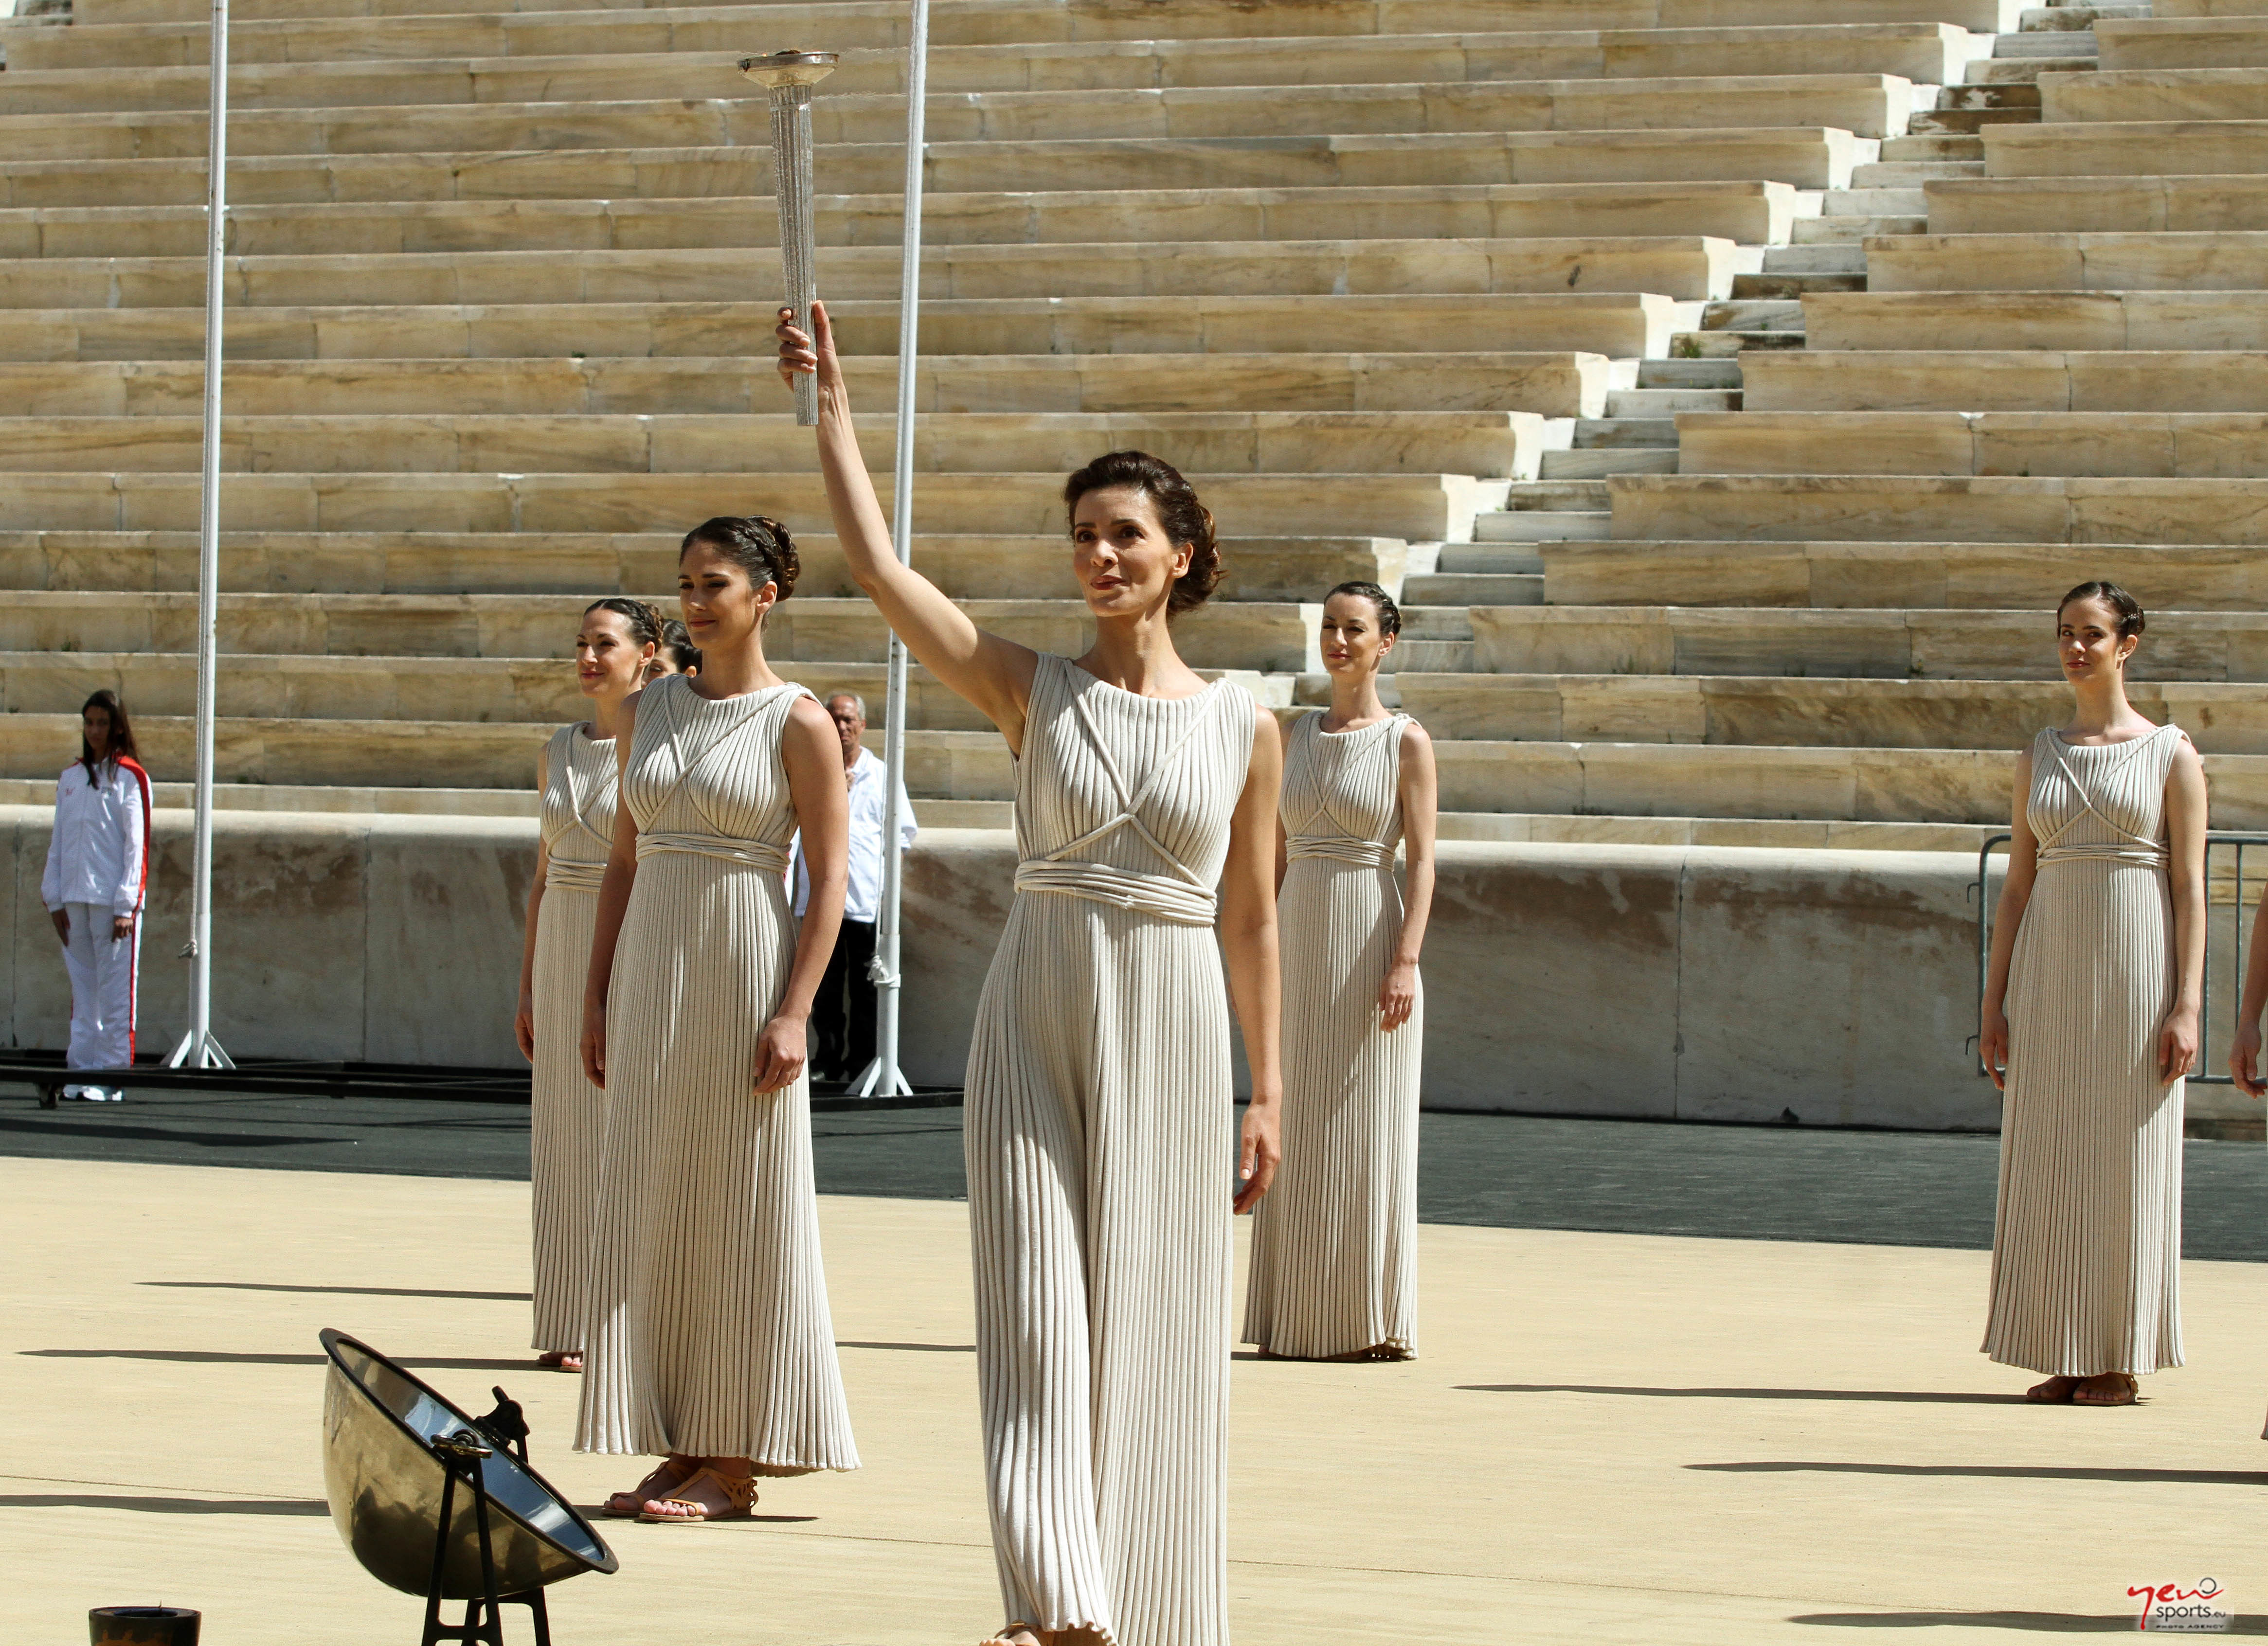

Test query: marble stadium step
[1849,157,1985,184]
[2095,15,2268,70]
[1461,602,2268,678]
[0,68,1937,143]
[0,411,1570,483]
[3,18,1998,91]
[1393,670,2268,751]
[1539,538,2268,608]
[1743,349,2268,411]
[1637,358,1744,386]
[1605,472,2268,544]
[1862,232,2268,292]
[1881,131,1988,158]
[1925,175,2268,233]
[0,84,1932,163]
[1983,118,2268,174]
[0,129,1872,206]
[0,294,1698,368]
[0,530,1409,602]
[1678,408,2268,475]
[1909,78,2041,131]
[0,180,1822,259]
[0,469,1514,544]
[0,628,1320,723]
[1539,447,1680,479]
[1806,289,2268,349]
[2040,67,2268,124]
[22,708,2264,826]
[0,237,1760,312]
[0,353,1618,421]
[65,0,2033,35]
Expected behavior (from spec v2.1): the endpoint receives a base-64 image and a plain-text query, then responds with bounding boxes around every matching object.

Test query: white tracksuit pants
[61,901,139,1073]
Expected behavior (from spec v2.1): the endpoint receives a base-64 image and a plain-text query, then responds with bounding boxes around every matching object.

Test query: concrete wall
[1,805,534,1067]
[0,805,2048,1129]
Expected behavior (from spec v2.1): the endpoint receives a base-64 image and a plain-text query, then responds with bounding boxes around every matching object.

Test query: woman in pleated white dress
[782,304,1284,1646]
[513,598,661,1373]
[1244,582,1436,1363]
[1979,581,2205,1407]
[574,516,860,1522]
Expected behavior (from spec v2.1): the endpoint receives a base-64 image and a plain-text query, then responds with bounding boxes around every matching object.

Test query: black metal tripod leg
[421,1467,459,1646]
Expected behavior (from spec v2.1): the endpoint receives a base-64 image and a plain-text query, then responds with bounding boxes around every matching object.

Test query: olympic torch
[739,49,838,426]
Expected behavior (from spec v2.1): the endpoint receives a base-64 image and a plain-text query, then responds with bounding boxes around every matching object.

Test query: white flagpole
[851,0,928,1100]
[166,0,234,1070]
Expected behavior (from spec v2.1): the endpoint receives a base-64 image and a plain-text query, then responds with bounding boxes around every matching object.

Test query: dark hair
[681,515,798,602]
[1325,579,1402,639]
[1062,449,1221,618]
[657,618,701,675]
[79,689,139,777]
[2057,580,2145,640]
[581,596,664,649]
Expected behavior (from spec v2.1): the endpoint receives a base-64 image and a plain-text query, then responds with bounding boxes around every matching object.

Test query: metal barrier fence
[1972,830,2268,1083]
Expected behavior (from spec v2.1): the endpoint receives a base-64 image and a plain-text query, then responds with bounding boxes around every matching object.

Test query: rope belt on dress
[544,857,610,893]
[1286,837,1396,868]
[2036,842,2168,868]
[1013,859,1218,926]
[635,832,792,875]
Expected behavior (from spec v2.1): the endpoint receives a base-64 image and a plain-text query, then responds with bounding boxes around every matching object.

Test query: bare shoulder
[1398,717,1434,755]
[783,691,838,749]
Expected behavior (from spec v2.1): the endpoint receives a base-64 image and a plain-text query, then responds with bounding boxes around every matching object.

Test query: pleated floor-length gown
[575,673,859,1472]
[529,720,616,1354]
[1983,722,2188,1378]
[1243,711,1421,1361]
[966,653,1257,1646]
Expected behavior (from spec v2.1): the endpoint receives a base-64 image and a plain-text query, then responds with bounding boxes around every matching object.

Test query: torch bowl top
[738,50,840,88]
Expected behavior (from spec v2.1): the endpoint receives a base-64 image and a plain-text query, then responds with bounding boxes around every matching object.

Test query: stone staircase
[3,0,2264,855]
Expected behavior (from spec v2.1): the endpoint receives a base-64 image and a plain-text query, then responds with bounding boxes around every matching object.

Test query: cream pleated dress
[1983,722,2188,1378]
[1243,712,1421,1361]
[575,673,859,1473]
[529,722,616,1356]
[966,653,1256,1646]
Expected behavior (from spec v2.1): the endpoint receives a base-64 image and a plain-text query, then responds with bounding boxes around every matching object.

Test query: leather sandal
[637,1466,758,1523]
[982,1626,1044,1646]
[601,1456,695,1519]
[2025,1375,2081,1404]
[2073,1373,2139,1407]
[537,1349,583,1372]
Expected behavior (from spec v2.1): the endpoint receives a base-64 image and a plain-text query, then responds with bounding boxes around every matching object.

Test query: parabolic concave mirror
[319,1328,618,1598]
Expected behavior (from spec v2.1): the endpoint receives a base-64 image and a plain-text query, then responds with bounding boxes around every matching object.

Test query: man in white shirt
[793,693,918,1084]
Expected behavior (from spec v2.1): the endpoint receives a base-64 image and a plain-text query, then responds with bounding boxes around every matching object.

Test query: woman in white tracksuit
[42,691,152,1103]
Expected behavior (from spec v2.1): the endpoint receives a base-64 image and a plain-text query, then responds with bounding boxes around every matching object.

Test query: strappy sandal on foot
[637,1466,758,1523]
[2025,1376,2081,1404]
[601,1457,695,1519]
[2073,1373,2139,1407]
[981,1625,1044,1646]
[537,1349,583,1373]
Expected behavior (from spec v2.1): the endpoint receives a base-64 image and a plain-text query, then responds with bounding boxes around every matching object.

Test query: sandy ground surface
[4,1154,2266,1644]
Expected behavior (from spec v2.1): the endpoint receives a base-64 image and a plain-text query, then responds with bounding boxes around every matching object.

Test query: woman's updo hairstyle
[682,515,799,602]
[1326,579,1402,640]
[657,618,701,674]
[1062,449,1222,618]
[2057,579,2144,640]
[581,596,664,648]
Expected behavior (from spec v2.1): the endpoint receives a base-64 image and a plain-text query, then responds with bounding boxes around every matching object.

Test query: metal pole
[739,50,837,427]
[850,0,928,1101]
[166,0,234,1070]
